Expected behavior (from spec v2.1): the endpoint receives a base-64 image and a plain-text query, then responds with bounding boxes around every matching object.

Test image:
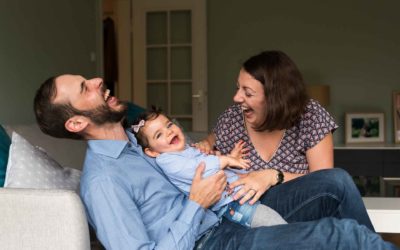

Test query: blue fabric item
[258,168,375,231]
[80,131,395,249]
[125,102,145,126]
[0,124,11,187]
[80,130,219,250]
[200,169,395,250]
[202,217,398,250]
[156,146,261,228]
[222,200,259,228]
[156,146,242,211]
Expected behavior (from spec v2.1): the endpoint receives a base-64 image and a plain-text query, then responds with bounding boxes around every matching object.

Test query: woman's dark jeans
[198,168,398,250]
[260,168,374,230]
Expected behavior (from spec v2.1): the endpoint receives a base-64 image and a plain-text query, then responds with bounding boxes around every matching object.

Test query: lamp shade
[306,84,330,107]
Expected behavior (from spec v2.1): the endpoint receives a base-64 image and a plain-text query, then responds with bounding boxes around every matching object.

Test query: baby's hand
[220,155,250,170]
[239,157,251,169]
[192,140,214,155]
[229,140,249,160]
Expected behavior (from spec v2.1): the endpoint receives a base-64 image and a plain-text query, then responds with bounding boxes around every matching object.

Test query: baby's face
[142,114,186,156]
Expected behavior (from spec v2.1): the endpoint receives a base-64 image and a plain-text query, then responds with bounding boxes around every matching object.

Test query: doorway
[101,0,208,132]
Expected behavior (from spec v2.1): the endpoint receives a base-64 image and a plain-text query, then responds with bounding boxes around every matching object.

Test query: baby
[132,109,287,228]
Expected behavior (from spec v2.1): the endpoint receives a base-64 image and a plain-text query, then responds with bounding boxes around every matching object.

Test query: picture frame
[393,91,400,144]
[381,177,400,197]
[345,112,385,144]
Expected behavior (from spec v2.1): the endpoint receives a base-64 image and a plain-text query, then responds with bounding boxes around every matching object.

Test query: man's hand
[189,162,227,208]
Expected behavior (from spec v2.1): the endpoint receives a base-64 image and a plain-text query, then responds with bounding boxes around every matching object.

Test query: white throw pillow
[4,132,81,192]
[4,123,86,169]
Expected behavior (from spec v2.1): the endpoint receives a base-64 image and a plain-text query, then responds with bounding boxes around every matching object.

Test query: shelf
[335,144,400,150]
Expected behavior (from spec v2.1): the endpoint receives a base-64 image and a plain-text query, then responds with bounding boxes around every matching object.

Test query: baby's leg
[223,201,287,228]
[250,204,287,227]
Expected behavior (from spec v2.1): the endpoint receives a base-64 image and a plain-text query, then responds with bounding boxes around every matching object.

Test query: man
[34,74,398,250]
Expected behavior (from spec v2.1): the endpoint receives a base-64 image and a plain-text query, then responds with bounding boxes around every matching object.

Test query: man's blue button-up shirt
[79,131,219,250]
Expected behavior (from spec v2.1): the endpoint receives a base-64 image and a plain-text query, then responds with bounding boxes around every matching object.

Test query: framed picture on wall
[345,112,385,144]
[393,91,400,144]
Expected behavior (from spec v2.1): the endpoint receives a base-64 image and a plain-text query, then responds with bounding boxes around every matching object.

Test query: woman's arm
[306,133,334,172]
[229,133,334,205]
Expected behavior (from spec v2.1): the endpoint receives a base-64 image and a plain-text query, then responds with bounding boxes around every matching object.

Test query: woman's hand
[229,169,278,205]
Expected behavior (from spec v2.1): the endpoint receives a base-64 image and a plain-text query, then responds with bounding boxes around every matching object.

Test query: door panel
[132,0,207,132]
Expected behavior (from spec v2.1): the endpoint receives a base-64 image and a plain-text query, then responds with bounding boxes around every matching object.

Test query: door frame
[114,0,208,131]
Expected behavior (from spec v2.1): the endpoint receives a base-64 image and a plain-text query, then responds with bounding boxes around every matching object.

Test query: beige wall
[207,0,400,144]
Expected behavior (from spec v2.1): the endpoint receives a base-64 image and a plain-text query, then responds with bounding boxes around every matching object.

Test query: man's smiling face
[54,74,127,125]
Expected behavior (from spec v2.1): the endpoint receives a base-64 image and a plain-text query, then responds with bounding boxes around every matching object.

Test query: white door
[132,0,207,132]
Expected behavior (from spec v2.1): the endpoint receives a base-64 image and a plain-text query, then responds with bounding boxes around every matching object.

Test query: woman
[197,50,374,230]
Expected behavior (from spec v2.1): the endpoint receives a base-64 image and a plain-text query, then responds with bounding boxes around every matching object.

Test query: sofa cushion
[125,102,146,126]
[0,124,11,187]
[5,124,86,170]
[4,132,81,192]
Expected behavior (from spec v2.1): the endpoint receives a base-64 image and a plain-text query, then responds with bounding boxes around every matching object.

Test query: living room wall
[207,0,400,144]
[0,0,100,125]
[1,0,399,145]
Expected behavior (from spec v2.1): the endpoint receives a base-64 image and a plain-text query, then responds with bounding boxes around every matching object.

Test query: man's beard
[76,102,128,126]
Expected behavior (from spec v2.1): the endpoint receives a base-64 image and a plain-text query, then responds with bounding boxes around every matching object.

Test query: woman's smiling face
[233,69,267,128]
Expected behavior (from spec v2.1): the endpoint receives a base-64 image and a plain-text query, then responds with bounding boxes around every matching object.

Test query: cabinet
[334,146,400,177]
[334,146,400,197]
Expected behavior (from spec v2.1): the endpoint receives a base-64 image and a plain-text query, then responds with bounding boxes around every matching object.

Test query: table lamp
[306,84,330,107]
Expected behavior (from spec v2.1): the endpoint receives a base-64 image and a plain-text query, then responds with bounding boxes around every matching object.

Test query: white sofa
[0,188,90,250]
[1,124,91,250]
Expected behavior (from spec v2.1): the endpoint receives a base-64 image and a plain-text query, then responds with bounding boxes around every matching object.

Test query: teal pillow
[125,102,145,126]
[0,124,11,187]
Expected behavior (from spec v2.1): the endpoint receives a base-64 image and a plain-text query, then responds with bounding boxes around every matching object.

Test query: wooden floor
[381,233,400,247]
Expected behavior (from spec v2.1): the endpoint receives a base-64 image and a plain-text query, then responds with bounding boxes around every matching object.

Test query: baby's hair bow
[132,120,145,133]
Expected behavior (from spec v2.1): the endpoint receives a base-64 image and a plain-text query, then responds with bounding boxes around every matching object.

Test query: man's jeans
[199,168,398,249]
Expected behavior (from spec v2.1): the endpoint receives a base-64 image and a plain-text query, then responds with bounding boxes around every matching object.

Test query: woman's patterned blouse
[213,99,338,174]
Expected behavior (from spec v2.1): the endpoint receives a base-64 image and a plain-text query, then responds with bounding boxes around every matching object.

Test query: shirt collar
[87,130,141,158]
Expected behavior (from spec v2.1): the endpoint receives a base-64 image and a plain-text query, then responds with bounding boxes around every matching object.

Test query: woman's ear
[65,115,89,133]
[144,147,160,158]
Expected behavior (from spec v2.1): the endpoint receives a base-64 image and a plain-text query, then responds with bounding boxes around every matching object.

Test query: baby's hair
[132,106,163,149]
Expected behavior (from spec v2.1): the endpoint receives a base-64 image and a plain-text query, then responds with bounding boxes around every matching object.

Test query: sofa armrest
[0,188,90,250]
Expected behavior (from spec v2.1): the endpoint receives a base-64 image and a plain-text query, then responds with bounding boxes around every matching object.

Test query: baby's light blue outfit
[156,146,279,227]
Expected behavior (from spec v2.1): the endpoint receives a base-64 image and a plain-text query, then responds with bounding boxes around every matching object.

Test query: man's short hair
[33,76,83,140]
